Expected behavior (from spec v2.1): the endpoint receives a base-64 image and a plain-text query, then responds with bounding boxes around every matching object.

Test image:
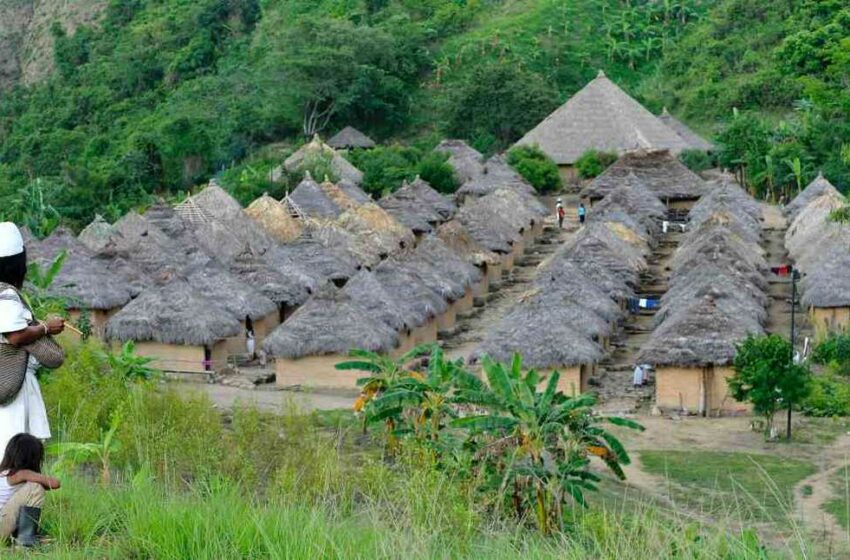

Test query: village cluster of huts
[785,174,850,336]
[26,135,547,383]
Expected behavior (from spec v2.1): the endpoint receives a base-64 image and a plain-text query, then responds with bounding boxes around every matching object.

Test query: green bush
[802,373,850,417]
[416,151,459,194]
[811,333,850,375]
[347,145,457,197]
[506,145,562,193]
[575,150,618,179]
[679,149,715,173]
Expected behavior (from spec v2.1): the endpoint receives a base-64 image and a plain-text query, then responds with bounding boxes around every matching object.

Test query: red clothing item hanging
[771,265,792,276]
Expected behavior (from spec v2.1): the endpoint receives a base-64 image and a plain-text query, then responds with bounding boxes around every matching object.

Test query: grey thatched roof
[589,176,667,235]
[288,174,342,219]
[303,220,382,268]
[785,192,849,262]
[337,180,372,205]
[262,286,398,359]
[689,181,762,233]
[78,215,116,254]
[268,237,360,284]
[434,139,485,183]
[327,126,376,150]
[456,193,522,254]
[342,270,410,332]
[800,246,850,309]
[106,212,193,281]
[336,202,415,257]
[394,247,468,302]
[456,154,537,199]
[436,220,501,267]
[26,228,134,311]
[514,71,689,165]
[229,250,315,307]
[533,260,623,323]
[245,194,303,244]
[412,236,482,292]
[659,108,715,152]
[539,242,634,300]
[373,260,448,326]
[582,149,707,201]
[107,279,242,346]
[638,294,764,367]
[283,136,364,185]
[185,262,277,321]
[786,173,844,221]
[378,177,456,234]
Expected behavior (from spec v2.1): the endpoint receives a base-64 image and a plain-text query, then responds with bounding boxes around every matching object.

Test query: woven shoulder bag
[0,283,65,405]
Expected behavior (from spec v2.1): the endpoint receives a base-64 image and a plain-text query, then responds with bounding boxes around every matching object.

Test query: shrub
[575,150,618,179]
[811,333,850,375]
[506,145,562,193]
[679,149,715,173]
[347,145,458,196]
[416,151,459,194]
[802,373,850,417]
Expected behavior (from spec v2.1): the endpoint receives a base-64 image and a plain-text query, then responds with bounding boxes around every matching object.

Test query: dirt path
[172,382,355,413]
[793,434,850,549]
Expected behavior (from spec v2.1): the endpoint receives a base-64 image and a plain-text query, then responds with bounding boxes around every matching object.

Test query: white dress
[0,289,51,455]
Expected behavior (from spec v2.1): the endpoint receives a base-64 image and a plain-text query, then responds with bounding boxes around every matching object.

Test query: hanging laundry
[770,265,792,276]
[662,221,669,233]
[639,298,659,309]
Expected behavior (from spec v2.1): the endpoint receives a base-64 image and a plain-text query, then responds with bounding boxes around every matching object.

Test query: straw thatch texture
[229,250,315,307]
[319,179,363,212]
[378,177,455,234]
[268,237,360,284]
[262,287,398,359]
[689,181,762,231]
[27,228,134,311]
[189,185,275,258]
[659,108,715,152]
[588,175,666,235]
[533,261,622,323]
[78,215,116,254]
[342,270,410,332]
[456,194,521,254]
[107,212,192,280]
[434,139,485,183]
[185,262,277,321]
[337,180,372,205]
[785,192,848,261]
[800,246,850,309]
[284,136,364,185]
[336,203,415,257]
[107,280,242,346]
[514,71,689,165]
[304,220,382,268]
[327,126,376,150]
[582,149,707,201]
[373,260,448,325]
[412,236,482,292]
[638,294,764,367]
[436,220,500,267]
[456,154,537,200]
[288,174,342,219]
[673,226,766,274]
[394,247,468,302]
[246,195,303,243]
[786,173,844,220]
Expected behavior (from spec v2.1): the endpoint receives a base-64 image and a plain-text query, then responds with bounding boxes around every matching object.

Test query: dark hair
[0,433,44,475]
[0,249,27,289]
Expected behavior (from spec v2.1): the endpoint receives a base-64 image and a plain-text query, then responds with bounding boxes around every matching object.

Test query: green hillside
[0,0,847,231]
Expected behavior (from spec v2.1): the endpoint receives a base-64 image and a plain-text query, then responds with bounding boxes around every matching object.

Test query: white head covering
[0,222,24,258]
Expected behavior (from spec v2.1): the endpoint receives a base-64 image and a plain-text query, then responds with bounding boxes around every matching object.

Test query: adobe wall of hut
[411,319,438,346]
[471,268,489,298]
[451,287,475,314]
[532,220,545,238]
[551,365,592,396]
[134,341,229,374]
[436,305,457,333]
[811,307,850,338]
[275,355,362,391]
[655,366,749,416]
[486,261,503,287]
[253,313,281,342]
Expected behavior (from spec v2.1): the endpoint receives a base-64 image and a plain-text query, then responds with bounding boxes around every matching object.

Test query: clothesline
[628,297,659,313]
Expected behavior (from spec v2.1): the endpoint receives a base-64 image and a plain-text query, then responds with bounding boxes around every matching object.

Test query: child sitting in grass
[0,433,60,547]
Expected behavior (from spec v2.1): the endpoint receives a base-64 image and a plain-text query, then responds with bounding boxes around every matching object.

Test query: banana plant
[23,250,68,320]
[98,340,160,381]
[451,355,644,534]
[48,408,122,486]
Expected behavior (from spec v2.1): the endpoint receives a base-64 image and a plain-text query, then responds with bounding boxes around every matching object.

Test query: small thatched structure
[456,195,522,255]
[283,135,364,185]
[800,247,850,310]
[456,154,537,201]
[245,194,303,243]
[434,139,485,184]
[534,261,622,324]
[78,215,116,254]
[378,177,456,234]
[786,173,844,220]
[373,260,448,344]
[336,202,415,257]
[337,180,372,205]
[581,149,707,204]
[229,250,315,311]
[436,220,500,268]
[659,108,715,152]
[539,243,634,301]
[287,173,342,219]
[185,262,277,323]
[689,181,762,232]
[327,126,376,150]
[107,212,193,281]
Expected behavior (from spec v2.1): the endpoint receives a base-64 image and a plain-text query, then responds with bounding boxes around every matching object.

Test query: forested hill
[0,0,847,232]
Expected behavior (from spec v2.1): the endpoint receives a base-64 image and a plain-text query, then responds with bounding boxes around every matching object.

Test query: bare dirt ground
[172,382,355,413]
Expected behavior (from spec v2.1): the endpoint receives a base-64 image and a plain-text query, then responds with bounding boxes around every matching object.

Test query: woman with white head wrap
[0,223,64,454]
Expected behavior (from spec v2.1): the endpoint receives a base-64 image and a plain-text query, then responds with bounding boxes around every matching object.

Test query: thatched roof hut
[434,139,485,183]
[659,108,715,152]
[283,135,364,185]
[638,294,763,367]
[689,181,762,229]
[269,237,360,285]
[337,180,372,205]
[800,246,850,309]
[378,177,456,234]
[786,173,844,220]
[786,192,849,261]
[514,71,689,165]
[436,220,500,267]
[27,228,134,311]
[304,220,381,268]
[107,280,242,346]
[107,212,193,280]
[589,177,667,235]
[412,236,482,291]
[581,149,707,202]
[534,261,622,324]
[539,239,635,301]
[456,154,537,200]
[288,174,342,219]
[336,202,415,257]
[229,250,315,308]
[185,262,277,321]
[342,270,410,332]
[262,287,398,359]
[456,195,522,254]
[327,126,376,150]
[373,260,448,326]
[245,194,303,244]
[78,215,116,254]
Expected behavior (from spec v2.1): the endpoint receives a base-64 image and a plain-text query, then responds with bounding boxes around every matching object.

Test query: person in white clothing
[0,223,64,456]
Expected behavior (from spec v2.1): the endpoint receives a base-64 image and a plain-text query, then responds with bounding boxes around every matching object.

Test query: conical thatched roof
[456,154,537,200]
[800,246,850,309]
[786,173,844,220]
[539,241,633,300]
[395,247,468,302]
[342,270,410,332]
[262,286,398,359]
[689,180,762,228]
[412,236,482,293]
[373,260,448,326]
[514,71,689,165]
[269,237,360,285]
[327,126,376,150]
[378,177,456,234]
[288,174,342,219]
[108,212,192,280]
[337,180,372,205]
[534,260,622,323]
[589,176,667,235]
[659,108,715,152]
[187,184,274,257]
[436,220,500,267]
[672,226,766,275]
[283,135,364,185]
[304,220,381,268]
[318,179,362,212]
[336,202,414,257]
[107,280,242,346]
[78,215,116,254]
[785,192,848,261]
[245,194,303,244]
[26,228,134,311]
[229,250,315,308]
[581,149,707,201]
[434,139,485,183]
[456,194,522,254]
[185,262,277,321]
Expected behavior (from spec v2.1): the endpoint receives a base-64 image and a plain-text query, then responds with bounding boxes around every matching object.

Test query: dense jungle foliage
[0,0,847,233]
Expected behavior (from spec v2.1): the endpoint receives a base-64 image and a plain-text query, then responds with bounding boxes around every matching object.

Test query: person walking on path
[577,203,586,226]
[0,223,64,456]
[556,198,566,229]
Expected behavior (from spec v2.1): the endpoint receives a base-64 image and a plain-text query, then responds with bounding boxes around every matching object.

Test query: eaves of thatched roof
[342,270,410,332]
[656,268,769,326]
[107,279,242,346]
[245,195,303,244]
[304,220,381,268]
[588,176,666,230]
[327,126,376,150]
[434,139,485,184]
[689,181,762,229]
[673,227,767,275]
[801,248,850,309]
[373,260,448,326]
[284,136,364,185]
[582,149,706,201]
[185,262,277,321]
[786,173,844,220]
[659,108,715,152]
[514,71,689,165]
[412,236,482,292]
[288,174,342,219]
[435,220,501,267]
[336,202,414,257]
[456,154,537,199]
[337,180,372,205]
[533,260,622,324]
[539,244,634,300]
[229,250,315,307]
[268,237,360,284]
[456,195,521,254]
